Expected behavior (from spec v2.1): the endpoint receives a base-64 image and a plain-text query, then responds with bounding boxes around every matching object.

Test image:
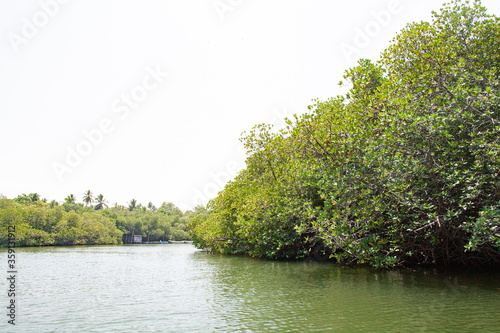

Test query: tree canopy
[0,194,202,247]
[189,0,500,268]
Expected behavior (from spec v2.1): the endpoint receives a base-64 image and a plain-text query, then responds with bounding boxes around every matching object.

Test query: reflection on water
[2,245,499,332]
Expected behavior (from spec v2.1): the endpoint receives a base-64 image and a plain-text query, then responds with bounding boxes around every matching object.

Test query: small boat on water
[141,240,170,244]
[140,240,193,244]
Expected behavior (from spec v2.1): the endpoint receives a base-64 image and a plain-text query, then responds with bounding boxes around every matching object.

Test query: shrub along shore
[189,1,500,268]
[0,193,204,247]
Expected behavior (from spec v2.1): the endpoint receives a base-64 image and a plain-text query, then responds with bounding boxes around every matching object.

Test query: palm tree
[14,194,30,204]
[148,202,157,212]
[65,194,76,204]
[94,194,108,210]
[128,199,137,211]
[83,190,93,207]
[50,200,59,208]
[29,193,40,203]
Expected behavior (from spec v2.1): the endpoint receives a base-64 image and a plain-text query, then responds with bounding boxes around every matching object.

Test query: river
[2,244,499,332]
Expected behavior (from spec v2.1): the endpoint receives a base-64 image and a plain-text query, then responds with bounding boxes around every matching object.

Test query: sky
[2,0,500,211]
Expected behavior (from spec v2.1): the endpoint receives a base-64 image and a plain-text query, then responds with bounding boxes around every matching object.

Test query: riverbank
[0,196,199,247]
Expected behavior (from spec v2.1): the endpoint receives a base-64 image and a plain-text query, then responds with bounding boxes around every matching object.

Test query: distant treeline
[189,1,500,268]
[0,192,207,247]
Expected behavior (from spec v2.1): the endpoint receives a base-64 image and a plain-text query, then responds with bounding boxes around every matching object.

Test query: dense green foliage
[189,1,500,267]
[0,193,202,247]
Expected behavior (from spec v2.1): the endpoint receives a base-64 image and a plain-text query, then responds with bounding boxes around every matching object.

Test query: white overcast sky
[2,0,500,211]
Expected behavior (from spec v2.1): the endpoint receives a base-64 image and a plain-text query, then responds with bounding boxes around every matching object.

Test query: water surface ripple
[4,245,499,332]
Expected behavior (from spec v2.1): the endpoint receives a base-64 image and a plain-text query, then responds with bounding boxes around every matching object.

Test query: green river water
[1,244,499,332]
